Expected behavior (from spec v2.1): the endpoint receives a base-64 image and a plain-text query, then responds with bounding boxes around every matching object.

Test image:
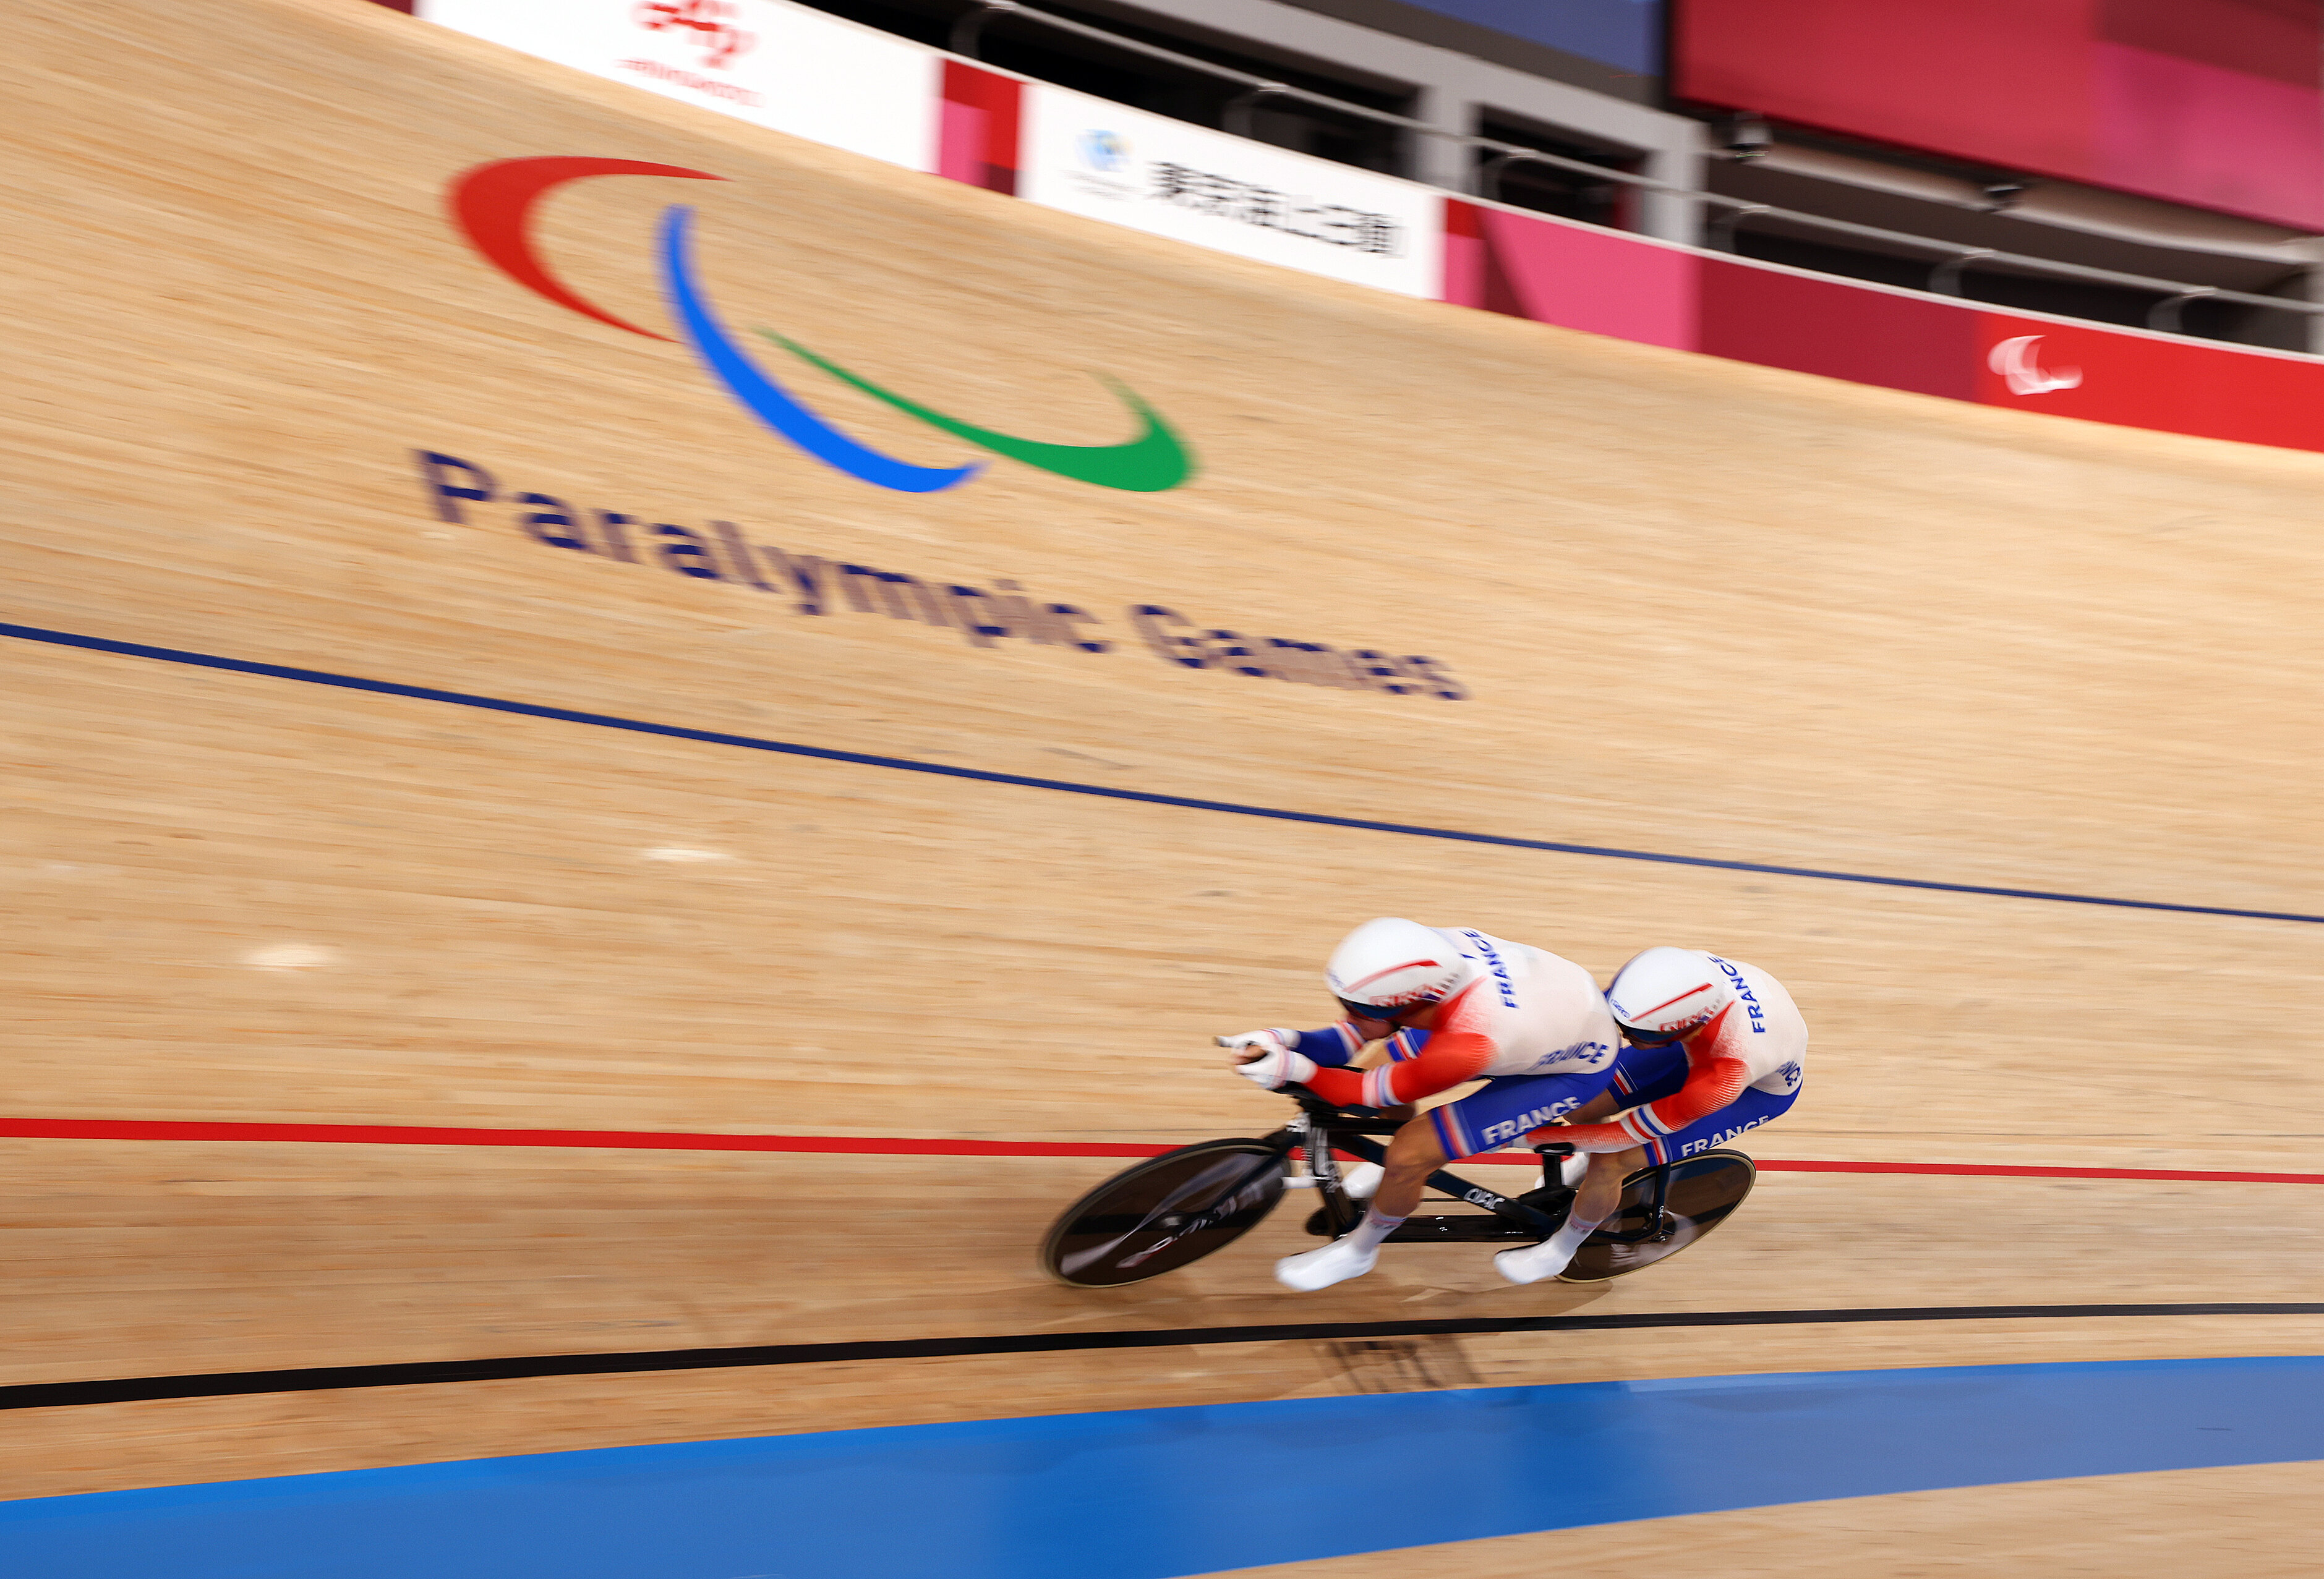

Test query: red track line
[1,1116,2317,1185]
[0,1117,1160,1158]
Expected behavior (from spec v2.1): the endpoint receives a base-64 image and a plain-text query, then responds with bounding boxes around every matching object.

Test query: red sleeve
[1304,1031,1493,1110]
[1550,1056,1751,1153]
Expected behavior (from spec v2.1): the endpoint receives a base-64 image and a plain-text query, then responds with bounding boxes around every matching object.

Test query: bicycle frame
[1038,1087,1750,1289]
[1260,1085,1572,1243]
[1586,1156,1676,1246]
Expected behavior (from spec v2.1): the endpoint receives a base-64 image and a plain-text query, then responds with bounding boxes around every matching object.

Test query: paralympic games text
[414,450,1467,701]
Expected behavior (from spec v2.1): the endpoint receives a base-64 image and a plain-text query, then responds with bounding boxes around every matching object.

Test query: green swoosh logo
[757,331,1195,493]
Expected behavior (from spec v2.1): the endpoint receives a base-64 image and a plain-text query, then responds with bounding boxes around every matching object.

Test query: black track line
[9,1303,2322,1410]
[2,620,2317,926]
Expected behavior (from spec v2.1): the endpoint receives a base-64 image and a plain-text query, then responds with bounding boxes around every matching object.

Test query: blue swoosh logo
[658,205,980,494]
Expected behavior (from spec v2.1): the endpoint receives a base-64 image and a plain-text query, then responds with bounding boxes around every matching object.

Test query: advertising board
[420,0,938,172]
[393,0,2324,461]
[1020,85,1443,299]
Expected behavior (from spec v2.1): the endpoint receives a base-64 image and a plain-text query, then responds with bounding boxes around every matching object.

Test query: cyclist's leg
[1276,1111,1447,1292]
[1277,1070,1608,1293]
[1372,1066,1617,1214]
[1273,1105,1450,1291]
[1498,1143,1642,1283]
[1547,1041,1683,1216]
[1504,1061,1796,1283]
[1426,1069,1615,1162]
[1396,1070,1617,1285]
[1493,1047,1680,1283]
[1571,1144,1645,1228]
[1372,1111,1449,1219]
[1566,1042,1690,1196]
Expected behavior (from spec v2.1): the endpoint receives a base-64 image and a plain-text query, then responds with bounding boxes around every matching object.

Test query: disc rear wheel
[1039,1140,1286,1287]
[1560,1149,1756,1282]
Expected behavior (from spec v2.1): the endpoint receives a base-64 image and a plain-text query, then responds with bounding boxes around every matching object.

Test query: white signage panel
[421,0,939,172]
[1020,86,1443,299]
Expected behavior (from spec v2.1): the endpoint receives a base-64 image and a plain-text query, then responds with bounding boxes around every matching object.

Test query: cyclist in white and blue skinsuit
[1493,946,1808,1283]
[1216,917,1622,1293]
[1223,932,1808,1290]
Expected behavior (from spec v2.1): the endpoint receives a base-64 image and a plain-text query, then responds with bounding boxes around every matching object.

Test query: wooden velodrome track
[2,0,2321,1567]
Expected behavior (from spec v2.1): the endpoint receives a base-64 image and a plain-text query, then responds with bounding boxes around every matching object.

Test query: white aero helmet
[1605,947,1732,1043]
[1325,917,1476,1021]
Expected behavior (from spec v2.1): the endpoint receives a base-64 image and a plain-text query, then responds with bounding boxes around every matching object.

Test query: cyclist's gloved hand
[1216,1029,1298,1060]
[1216,1033,1318,1091]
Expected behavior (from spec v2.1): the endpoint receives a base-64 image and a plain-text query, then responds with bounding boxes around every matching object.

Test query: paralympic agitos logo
[448,157,1195,494]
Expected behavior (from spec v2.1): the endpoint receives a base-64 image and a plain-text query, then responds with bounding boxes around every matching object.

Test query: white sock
[1346,1206,1406,1254]
[1539,1217,1596,1262]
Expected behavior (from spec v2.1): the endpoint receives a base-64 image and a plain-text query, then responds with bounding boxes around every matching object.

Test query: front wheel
[1039,1139,1287,1287]
[1558,1149,1756,1282]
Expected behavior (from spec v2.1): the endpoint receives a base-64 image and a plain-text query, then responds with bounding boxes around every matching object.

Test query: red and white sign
[1972,313,2324,453]
[421,0,938,171]
[399,0,2324,460]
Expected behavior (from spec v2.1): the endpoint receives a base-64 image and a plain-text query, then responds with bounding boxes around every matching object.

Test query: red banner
[1674,0,2324,230]
[1442,199,2324,457]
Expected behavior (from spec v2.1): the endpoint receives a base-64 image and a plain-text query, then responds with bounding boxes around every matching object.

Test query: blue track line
[4,618,2316,926]
[6,1357,2323,1577]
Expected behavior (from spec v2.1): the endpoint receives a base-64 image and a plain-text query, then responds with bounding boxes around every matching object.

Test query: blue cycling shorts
[1607,1041,1801,1165]
[1427,1065,1618,1159]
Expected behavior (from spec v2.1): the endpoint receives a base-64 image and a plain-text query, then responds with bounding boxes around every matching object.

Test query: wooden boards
[0,0,2317,1533]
